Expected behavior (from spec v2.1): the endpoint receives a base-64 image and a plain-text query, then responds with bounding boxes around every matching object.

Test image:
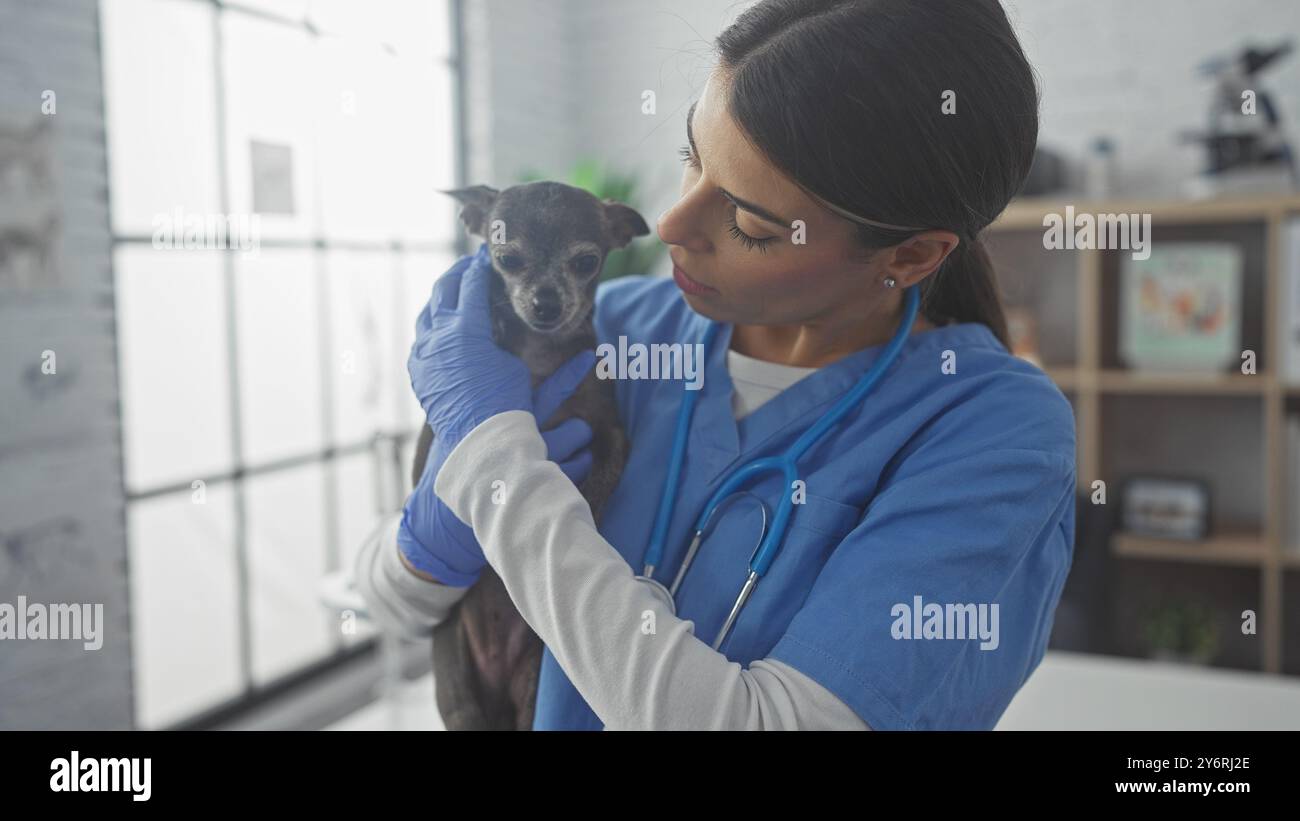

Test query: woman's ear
[882,230,960,287]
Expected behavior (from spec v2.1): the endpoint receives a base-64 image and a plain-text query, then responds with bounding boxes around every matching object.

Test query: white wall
[1006,0,1300,198]
[466,0,1300,254]
[0,0,132,729]
[466,0,751,273]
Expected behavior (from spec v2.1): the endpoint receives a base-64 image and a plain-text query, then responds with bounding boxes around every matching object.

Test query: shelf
[1041,368,1272,395]
[1044,367,1079,391]
[1112,530,1270,566]
[991,194,1300,231]
[982,192,1300,675]
[1098,370,1267,395]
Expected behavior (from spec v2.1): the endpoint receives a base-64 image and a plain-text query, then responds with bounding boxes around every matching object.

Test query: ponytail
[919,234,1010,351]
[716,0,1036,356]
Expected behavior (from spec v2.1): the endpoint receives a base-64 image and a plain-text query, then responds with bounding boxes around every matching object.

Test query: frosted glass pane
[101,0,220,236]
[335,451,381,571]
[307,0,452,58]
[224,0,310,23]
[397,428,418,499]
[222,14,318,240]
[246,462,333,684]
[313,40,456,243]
[234,249,324,466]
[335,452,381,645]
[313,39,406,243]
[397,252,457,432]
[129,485,241,729]
[326,250,401,443]
[387,60,458,243]
[114,246,234,491]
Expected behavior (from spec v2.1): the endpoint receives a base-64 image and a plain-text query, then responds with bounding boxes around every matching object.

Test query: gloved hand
[408,243,534,448]
[397,245,598,585]
[397,372,595,586]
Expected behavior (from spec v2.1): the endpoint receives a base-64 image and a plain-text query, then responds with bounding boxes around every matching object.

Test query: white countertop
[997,650,1300,730]
[328,650,1300,731]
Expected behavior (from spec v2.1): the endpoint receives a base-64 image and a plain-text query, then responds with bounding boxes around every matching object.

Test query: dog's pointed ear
[439,185,500,239]
[601,198,651,249]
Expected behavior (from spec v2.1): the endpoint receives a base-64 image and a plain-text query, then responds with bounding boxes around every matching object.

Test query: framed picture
[1120,242,1242,373]
[1120,475,1211,541]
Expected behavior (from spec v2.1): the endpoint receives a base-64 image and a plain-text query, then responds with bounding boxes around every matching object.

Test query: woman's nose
[656,198,711,252]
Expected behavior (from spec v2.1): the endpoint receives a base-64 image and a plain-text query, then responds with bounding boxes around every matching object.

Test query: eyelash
[726,215,775,253]
[677,143,697,168]
[677,143,777,254]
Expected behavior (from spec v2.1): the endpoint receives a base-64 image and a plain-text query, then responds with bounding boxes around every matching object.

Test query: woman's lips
[672,262,717,295]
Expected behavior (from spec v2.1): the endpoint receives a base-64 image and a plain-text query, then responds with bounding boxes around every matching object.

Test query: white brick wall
[466,0,751,272]
[469,0,1300,245]
[465,0,596,187]
[1005,0,1300,197]
[0,0,132,729]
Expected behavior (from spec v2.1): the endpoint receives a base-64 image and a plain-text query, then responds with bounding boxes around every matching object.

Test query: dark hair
[715,0,1040,348]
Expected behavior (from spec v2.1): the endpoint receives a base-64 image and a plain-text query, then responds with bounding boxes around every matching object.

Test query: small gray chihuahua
[412,181,646,730]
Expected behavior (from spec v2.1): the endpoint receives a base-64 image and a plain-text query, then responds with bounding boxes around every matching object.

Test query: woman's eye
[572,254,599,275]
[676,142,774,253]
[497,254,524,272]
[726,214,776,254]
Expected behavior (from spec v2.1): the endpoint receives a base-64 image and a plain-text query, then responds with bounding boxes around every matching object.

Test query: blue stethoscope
[635,284,920,650]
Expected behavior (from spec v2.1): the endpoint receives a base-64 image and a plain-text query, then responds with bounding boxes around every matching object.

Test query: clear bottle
[1082,137,1116,201]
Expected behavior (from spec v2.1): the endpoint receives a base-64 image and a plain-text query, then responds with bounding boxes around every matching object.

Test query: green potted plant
[515,159,664,282]
[1141,600,1220,665]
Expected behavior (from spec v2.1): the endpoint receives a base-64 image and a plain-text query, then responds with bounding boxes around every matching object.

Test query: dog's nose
[532,288,562,323]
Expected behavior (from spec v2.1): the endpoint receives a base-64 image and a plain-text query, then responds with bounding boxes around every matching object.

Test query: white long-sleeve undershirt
[353,356,869,730]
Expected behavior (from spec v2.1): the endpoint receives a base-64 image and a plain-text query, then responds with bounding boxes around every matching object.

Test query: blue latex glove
[397,245,598,585]
[410,243,532,446]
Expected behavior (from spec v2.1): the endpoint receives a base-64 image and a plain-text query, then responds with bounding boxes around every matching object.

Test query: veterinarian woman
[355,0,1076,730]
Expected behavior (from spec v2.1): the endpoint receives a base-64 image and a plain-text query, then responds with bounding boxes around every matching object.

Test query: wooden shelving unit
[1111,529,1269,567]
[987,194,1300,675]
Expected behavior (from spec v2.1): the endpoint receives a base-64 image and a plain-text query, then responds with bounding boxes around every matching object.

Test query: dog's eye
[497,254,525,272]
[572,254,599,275]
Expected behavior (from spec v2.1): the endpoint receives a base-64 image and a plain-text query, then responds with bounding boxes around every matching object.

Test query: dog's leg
[579,424,628,523]
[458,568,543,730]
[556,373,628,523]
[504,597,544,731]
[411,424,434,489]
[415,424,521,730]
[432,606,497,730]
[416,382,625,731]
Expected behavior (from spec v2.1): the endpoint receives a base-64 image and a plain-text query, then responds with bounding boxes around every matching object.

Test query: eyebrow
[686,101,790,229]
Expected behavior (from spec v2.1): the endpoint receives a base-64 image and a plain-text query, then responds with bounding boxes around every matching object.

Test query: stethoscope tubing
[640,284,921,648]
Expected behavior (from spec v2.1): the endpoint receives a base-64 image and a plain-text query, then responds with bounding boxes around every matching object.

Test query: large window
[100,0,462,728]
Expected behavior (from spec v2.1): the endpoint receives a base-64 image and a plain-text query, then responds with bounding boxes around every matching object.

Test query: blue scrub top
[533,275,1077,730]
